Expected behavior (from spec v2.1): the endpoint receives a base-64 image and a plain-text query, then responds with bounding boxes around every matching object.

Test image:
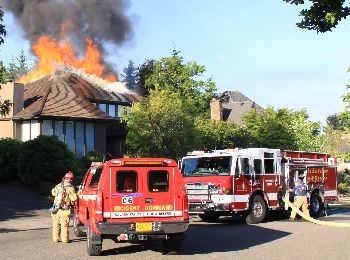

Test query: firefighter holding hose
[289,178,310,220]
[50,171,77,243]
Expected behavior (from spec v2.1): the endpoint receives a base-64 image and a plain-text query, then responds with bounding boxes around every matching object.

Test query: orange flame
[20,22,117,84]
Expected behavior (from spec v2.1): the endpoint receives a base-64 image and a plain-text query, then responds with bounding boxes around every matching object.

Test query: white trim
[211,195,234,203]
[234,194,249,202]
[103,211,183,218]
[324,190,337,196]
[78,194,97,200]
[266,193,277,200]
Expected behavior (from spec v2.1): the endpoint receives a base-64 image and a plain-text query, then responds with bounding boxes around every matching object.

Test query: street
[1,207,350,260]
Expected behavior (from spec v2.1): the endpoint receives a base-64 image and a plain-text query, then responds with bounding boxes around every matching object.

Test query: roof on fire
[12,69,141,121]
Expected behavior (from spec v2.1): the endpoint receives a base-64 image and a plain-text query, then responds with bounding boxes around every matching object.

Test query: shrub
[0,138,22,182]
[17,135,84,185]
[80,150,104,168]
[337,182,349,195]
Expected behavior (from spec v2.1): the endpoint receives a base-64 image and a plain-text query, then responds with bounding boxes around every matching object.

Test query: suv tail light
[95,190,103,215]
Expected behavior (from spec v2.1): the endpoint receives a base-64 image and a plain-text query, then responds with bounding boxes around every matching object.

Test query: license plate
[136,222,153,232]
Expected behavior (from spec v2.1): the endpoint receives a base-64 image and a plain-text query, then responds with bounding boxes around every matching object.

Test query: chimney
[0,82,24,139]
[210,98,222,121]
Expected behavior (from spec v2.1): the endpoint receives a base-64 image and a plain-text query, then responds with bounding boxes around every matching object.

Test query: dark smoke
[1,0,133,74]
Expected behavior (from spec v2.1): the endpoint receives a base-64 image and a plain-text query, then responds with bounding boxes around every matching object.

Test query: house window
[31,120,40,140]
[66,121,75,152]
[22,121,30,142]
[76,122,85,158]
[21,120,41,141]
[108,104,116,117]
[41,120,94,157]
[54,121,64,142]
[99,103,107,113]
[86,122,95,153]
[42,120,53,135]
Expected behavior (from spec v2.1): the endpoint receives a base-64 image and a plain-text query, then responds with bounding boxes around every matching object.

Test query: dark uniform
[290,179,310,220]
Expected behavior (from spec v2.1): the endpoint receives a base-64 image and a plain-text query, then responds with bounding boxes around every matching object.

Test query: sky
[1,0,350,125]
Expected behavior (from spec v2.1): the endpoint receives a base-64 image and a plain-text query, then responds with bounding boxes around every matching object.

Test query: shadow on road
[179,223,291,255]
[0,184,52,221]
[98,220,291,256]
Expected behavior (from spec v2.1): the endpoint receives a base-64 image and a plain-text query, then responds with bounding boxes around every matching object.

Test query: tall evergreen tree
[121,60,140,91]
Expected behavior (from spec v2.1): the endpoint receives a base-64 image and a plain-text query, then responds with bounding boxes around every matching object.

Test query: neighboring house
[210,90,263,125]
[0,69,141,157]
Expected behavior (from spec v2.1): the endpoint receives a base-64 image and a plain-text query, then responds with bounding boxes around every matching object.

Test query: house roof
[13,69,141,121]
[219,90,263,125]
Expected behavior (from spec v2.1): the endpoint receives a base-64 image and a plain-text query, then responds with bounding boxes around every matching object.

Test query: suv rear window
[148,170,169,192]
[89,167,103,187]
[116,171,137,193]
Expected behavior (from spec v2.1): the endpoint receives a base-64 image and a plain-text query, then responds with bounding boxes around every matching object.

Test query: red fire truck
[74,158,189,256]
[180,148,337,224]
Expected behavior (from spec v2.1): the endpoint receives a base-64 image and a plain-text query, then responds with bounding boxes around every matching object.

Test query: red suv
[73,158,189,256]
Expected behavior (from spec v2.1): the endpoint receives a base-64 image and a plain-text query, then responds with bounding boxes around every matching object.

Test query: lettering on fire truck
[114,204,174,212]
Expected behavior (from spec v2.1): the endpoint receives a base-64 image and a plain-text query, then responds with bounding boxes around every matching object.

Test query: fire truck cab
[180,148,337,224]
[74,158,189,256]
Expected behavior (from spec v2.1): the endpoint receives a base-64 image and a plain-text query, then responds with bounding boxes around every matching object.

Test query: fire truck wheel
[198,213,220,222]
[87,221,102,256]
[73,213,86,237]
[162,234,183,255]
[246,195,267,224]
[310,193,323,218]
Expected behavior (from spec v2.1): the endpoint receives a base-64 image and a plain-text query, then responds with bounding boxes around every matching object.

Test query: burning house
[0,68,141,157]
[0,0,139,157]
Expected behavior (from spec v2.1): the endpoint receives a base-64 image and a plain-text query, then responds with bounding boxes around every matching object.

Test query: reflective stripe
[266,193,277,200]
[79,194,97,200]
[234,194,249,202]
[103,211,183,218]
[324,190,337,196]
[211,195,234,203]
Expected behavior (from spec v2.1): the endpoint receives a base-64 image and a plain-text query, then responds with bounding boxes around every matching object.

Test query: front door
[233,156,252,209]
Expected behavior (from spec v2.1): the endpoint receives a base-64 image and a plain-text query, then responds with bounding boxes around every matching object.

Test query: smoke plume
[1,0,133,73]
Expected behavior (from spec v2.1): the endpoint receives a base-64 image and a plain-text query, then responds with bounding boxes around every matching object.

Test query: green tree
[7,50,30,81]
[121,59,140,91]
[320,126,349,159]
[139,52,217,116]
[0,5,6,45]
[284,0,350,33]
[195,118,251,150]
[243,107,321,151]
[125,89,200,159]
[289,109,322,151]
[327,113,344,130]
[0,6,10,117]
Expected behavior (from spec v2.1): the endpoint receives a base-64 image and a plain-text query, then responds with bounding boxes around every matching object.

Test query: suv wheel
[87,221,102,256]
[162,233,184,255]
[73,213,86,237]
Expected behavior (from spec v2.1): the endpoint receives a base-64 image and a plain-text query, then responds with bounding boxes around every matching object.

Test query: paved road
[1,209,350,260]
[1,185,350,260]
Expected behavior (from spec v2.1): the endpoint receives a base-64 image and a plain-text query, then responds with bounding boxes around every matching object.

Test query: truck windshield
[181,156,232,176]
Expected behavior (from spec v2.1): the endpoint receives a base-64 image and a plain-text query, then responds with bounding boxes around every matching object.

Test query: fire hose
[282,196,350,228]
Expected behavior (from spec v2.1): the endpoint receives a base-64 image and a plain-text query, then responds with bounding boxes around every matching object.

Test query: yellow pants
[290,196,310,219]
[51,211,70,242]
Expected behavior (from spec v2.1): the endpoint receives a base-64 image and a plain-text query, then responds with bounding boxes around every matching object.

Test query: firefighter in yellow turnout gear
[51,171,77,243]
